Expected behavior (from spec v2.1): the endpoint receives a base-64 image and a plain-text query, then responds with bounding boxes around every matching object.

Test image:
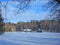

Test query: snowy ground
[0,32,60,45]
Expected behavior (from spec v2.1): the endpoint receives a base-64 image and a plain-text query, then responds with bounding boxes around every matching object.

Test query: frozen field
[0,32,60,45]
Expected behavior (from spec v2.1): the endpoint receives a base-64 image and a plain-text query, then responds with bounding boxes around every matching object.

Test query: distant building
[36,28,43,32]
[23,29,32,32]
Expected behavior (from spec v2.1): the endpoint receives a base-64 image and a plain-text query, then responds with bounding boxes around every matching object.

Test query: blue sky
[0,0,59,23]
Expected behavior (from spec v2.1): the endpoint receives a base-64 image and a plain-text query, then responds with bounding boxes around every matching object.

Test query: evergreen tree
[0,2,4,34]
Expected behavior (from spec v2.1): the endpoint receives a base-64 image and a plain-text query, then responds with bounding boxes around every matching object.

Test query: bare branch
[16,0,30,15]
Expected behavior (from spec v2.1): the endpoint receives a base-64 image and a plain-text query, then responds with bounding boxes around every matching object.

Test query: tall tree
[0,2,4,34]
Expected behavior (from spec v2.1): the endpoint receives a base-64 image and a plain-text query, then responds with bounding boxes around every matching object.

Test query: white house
[23,29,32,32]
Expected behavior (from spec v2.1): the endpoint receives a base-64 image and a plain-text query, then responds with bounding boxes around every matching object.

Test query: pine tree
[0,2,4,34]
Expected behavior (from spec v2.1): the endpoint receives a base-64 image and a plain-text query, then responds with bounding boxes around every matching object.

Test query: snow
[0,32,60,45]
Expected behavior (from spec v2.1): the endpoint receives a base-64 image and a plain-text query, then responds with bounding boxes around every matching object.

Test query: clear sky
[0,0,59,23]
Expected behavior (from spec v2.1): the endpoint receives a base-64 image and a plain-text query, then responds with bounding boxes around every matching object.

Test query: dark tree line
[40,20,60,32]
[3,20,60,32]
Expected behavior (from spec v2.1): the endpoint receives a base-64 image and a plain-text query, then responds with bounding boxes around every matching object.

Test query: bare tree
[46,0,60,20]
[0,0,33,22]
[1,0,30,15]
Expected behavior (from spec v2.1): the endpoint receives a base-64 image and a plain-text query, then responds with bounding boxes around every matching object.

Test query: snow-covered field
[0,32,60,45]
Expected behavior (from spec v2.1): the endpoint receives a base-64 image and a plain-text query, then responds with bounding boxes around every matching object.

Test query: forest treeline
[3,20,60,32]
